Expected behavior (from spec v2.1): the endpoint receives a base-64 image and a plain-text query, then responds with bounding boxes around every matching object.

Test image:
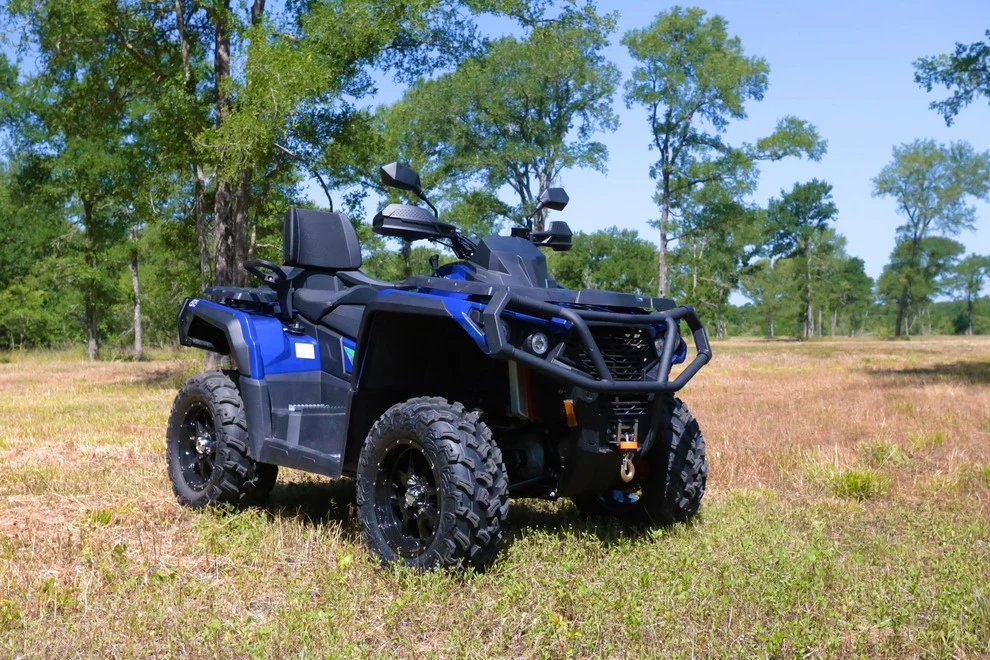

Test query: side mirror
[380,162,422,193]
[531,220,573,252]
[537,187,569,212]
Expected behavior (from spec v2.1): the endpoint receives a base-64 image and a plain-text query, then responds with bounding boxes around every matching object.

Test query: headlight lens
[526,331,550,356]
[654,336,664,356]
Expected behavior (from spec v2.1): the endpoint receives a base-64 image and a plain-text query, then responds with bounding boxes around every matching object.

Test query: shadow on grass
[865,361,990,385]
[261,479,676,550]
[507,498,700,548]
[266,477,358,530]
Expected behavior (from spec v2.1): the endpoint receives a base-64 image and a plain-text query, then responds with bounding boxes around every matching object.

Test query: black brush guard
[480,291,712,393]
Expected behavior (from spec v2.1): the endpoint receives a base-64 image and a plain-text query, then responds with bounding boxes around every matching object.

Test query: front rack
[480,290,712,393]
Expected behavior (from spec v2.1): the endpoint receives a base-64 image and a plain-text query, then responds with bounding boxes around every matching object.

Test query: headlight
[525,331,550,356]
[654,336,664,356]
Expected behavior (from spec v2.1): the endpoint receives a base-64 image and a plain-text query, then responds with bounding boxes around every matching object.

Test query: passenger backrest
[283,208,362,271]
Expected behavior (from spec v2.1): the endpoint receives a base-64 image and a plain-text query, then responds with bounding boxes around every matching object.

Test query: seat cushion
[293,289,348,323]
[322,305,365,339]
[294,286,377,325]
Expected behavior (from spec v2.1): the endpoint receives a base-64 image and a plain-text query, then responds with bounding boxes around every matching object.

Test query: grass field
[2,338,990,657]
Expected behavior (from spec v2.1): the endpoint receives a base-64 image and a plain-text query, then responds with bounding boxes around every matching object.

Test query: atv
[166,162,712,570]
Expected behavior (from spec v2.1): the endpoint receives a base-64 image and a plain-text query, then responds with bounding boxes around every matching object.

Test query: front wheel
[356,397,510,570]
[572,398,707,526]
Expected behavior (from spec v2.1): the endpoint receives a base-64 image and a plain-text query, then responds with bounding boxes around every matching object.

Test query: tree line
[0,2,987,356]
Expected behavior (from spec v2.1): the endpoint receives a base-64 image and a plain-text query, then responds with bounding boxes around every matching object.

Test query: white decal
[294,343,316,360]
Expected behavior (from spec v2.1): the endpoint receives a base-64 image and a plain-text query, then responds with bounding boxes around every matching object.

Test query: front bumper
[480,290,712,393]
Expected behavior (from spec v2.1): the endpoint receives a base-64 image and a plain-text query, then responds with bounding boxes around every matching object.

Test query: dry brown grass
[1,339,990,657]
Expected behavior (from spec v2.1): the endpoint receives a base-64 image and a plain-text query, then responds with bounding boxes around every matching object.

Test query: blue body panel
[190,299,321,378]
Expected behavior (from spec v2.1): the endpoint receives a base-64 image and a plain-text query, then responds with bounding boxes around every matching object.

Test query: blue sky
[331,0,990,285]
[558,0,990,282]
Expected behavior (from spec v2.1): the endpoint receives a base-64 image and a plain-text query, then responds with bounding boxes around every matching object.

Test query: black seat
[277,209,391,335]
[283,208,362,274]
[293,286,377,325]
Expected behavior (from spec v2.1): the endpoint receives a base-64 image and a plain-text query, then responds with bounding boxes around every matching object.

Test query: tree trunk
[817,308,823,337]
[534,170,548,232]
[400,240,413,278]
[657,173,670,298]
[130,242,143,361]
[967,298,974,335]
[830,309,837,338]
[194,164,210,287]
[86,296,98,361]
[210,1,243,287]
[83,199,99,361]
[805,254,814,339]
[769,316,774,339]
[176,0,211,289]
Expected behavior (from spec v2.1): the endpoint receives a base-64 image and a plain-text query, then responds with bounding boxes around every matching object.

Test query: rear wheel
[356,397,509,570]
[572,398,706,526]
[166,371,278,508]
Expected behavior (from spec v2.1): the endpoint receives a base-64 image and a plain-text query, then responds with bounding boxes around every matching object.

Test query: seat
[293,286,378,325]
[264,209,392,335]
[323,305,365,338]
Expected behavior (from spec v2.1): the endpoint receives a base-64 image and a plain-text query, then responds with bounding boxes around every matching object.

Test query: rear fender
[178,298,254,374]
[177,297,321,378]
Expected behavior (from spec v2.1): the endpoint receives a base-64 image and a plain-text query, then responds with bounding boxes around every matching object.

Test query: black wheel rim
[373,439,442,559]
[177,402,218,491]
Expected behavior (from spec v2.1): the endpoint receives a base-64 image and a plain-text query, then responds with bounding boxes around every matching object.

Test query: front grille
[601,394,653,418]
[560,326,655,381]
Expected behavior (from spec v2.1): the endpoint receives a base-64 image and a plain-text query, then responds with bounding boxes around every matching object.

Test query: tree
[669,191,765,337]
[622,6,825,297]
[823,256,874,337]
[873,139,990,336]
[947,254,990,335]
[764,180,839,338]
[878,237,964,336]
[548,227,657,293]
[740,258,797,338]
[379,5,620,232]
[915,30,990,125]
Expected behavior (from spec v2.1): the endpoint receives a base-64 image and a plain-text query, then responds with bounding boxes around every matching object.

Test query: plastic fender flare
[177,298,255,376]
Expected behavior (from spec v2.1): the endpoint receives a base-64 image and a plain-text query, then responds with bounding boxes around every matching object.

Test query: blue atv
[166,162,712,570]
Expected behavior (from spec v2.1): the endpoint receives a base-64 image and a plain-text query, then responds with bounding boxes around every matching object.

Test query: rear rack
[480,291,712,393]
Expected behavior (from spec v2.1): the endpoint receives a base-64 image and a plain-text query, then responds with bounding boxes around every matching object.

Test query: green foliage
[622,6,825,295]
[380,4,620,232]
[740,258,799,338]
[873,139,990,336]
[764,180,840,337]
[548,227,657,293]
[915,30,990,125]
[945,253,990,334]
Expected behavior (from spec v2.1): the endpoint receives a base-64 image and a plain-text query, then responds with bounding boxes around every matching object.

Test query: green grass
[857,438,912,468]
[910,430,947,451]
[814,466,893,501]
[2,342,990,656]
